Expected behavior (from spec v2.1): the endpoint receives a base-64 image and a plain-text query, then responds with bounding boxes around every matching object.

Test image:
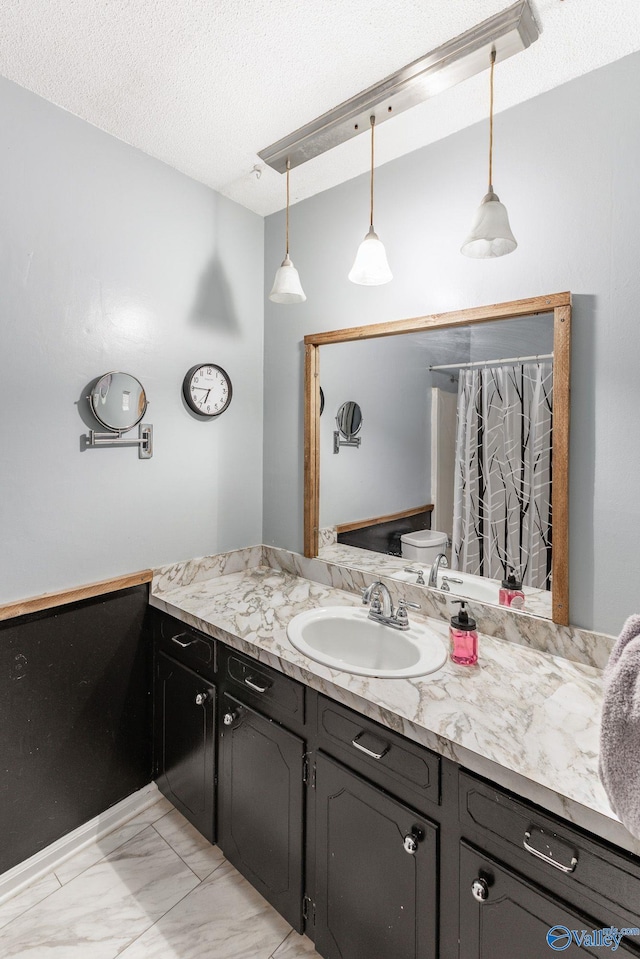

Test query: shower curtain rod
[429,352,553,372]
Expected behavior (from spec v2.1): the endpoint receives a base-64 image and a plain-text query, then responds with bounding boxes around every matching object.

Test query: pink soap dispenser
[499,569,525,610]
[449,601,478,666]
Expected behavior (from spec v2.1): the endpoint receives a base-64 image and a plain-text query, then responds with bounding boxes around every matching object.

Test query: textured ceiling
[1,0,639,216]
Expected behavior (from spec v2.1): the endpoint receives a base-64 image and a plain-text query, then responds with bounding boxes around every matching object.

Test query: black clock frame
[183,364,233,417]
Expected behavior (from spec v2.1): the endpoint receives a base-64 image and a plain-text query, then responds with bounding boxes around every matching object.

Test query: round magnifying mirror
[89,372,147,433]
[336,401,362,440]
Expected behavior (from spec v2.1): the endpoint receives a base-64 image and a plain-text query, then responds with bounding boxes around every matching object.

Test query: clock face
[183,364,232,417]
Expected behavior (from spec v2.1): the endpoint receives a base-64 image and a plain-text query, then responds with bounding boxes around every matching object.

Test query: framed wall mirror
[304,292,571,625]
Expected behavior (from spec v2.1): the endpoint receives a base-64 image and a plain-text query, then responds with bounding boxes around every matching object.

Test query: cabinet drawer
[223,649,305,732]
[459,771,640,928]
[317,695,440,811]
[157,614,217,680]
[459,841,640,958]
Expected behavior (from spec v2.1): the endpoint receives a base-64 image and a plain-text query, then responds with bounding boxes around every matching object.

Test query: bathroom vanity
[150,554,640,959]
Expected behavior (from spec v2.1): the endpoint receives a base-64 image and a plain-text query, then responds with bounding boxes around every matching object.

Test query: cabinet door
[314,753,438,959]
[460,842,640,959]
[154,651,216,842]
[219,694,305,932]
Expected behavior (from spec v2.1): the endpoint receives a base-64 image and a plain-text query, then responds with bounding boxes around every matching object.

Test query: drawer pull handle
[195,692,208,706]
[471,877,489,902]
[172,634,195,648]
[223,710,239,726]
[523,828,578,874]
[244,676,270,694]
[351,732,389,760]
[403,828,423,855]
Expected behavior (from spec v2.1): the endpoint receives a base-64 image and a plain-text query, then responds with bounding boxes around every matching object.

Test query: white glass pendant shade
[269,254,307,304]
[269,157,306,305]
[460,189,517,259]
[348,226,393,285]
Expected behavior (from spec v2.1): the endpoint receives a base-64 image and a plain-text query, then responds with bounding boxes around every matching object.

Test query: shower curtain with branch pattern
[451,361,553,590]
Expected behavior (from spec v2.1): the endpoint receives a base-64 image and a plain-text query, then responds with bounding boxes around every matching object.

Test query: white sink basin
[286,606,447,678]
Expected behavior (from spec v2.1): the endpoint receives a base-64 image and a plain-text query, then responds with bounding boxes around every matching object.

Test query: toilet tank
[400,529,449,563]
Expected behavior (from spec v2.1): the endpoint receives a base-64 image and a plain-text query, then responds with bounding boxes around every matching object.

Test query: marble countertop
[318,541,554,619]
[149,563,633,855]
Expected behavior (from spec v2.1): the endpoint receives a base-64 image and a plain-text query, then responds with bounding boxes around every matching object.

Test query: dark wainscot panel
[0,585,152,873]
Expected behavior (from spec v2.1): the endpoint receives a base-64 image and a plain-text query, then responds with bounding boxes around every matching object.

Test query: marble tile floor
[0,796,319,959]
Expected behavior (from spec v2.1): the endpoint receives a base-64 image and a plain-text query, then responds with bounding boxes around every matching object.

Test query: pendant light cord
[369,115,375,228]
[285,158,290,256]
[488,49,496,191]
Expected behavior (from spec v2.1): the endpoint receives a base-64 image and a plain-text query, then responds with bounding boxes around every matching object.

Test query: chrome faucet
[361,581,419,631]
[362,580,393,618]
[428,553,449,588]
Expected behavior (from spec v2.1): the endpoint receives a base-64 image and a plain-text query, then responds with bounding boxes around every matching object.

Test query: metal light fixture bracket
[259,0,538,173]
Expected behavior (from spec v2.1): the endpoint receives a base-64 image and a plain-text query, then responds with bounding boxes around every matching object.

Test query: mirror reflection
[318,314,555,618]
[89,372,147,433]
[336,401,363,439]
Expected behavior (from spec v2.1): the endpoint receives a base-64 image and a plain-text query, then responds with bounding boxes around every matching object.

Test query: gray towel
[599,614,640,838]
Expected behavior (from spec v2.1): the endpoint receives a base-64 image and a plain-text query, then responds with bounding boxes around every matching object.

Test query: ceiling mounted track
[259,0,539,174]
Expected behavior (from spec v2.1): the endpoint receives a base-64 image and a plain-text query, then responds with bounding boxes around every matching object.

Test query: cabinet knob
[471,877,489,902]
[195,692,208,706]
[402,828,423,855]
[223,710,238,726]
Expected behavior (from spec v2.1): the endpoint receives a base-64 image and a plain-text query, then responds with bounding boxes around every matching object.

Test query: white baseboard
[0,782,162,905]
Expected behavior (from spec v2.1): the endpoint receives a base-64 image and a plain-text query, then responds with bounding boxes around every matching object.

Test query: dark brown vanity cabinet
[314,753,438,959]
[153,618,217,842]
[151,611,640,959]
[218,691,306,931]
[312,697,441,959]
[459,842,640,959]
[458,772,640,958]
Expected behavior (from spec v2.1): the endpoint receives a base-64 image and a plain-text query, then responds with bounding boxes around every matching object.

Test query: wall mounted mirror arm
[334,432,361,453]
[87,425,153,459]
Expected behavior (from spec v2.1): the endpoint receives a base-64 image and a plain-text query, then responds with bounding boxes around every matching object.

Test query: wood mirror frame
[304,292,571,626]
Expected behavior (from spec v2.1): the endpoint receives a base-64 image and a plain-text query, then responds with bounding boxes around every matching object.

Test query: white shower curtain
[451,361,553,590]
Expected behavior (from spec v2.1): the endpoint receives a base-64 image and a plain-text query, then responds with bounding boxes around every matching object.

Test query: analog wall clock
[183,364,233,417]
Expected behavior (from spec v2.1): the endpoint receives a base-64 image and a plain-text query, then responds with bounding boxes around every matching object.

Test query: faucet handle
[395,598,420,627]
[398,599,420,611]
[404,566,425,585]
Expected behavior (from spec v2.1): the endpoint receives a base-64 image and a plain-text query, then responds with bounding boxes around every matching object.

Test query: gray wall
[319,336,430,528]
[0,76,264,602]
[263,52,640,635]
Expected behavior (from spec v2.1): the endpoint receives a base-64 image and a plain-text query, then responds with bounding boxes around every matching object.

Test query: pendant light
[348,116,392,286]
[269,158,306,304]
[461,50,517,259]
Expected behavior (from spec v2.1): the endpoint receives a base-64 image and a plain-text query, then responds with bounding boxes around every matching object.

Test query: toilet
[400,529,449,565]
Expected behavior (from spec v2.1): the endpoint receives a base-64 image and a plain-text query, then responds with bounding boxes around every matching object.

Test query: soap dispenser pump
[499,569,525,609]
[449,601,478,666]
